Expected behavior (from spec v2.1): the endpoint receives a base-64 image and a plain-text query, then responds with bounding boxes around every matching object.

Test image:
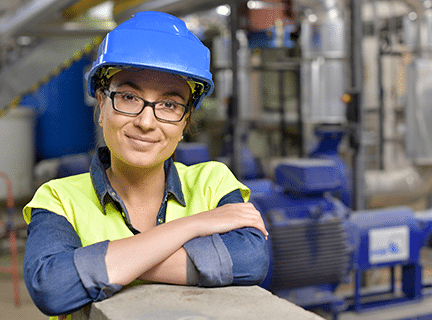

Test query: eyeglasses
[103,89,189,122]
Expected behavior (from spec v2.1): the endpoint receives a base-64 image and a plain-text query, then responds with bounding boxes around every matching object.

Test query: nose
[133,105,157,129]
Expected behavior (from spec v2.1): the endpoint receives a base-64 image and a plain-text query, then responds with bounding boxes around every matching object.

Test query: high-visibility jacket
[23,161,250,320]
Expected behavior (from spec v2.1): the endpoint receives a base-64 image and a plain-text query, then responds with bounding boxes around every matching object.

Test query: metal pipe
[378,43,385,170]
[115,0,244,23]
[350,0,366,210]
[278,69,286,156]
[230,3,242,178]
[0,0,79,38]
[366,165,432,208]
[15,22,115,38]
[297,68,304,157]
[304,0,344,17]
[63,0,107,20]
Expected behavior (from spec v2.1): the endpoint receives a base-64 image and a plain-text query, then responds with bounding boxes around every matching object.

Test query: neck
[107,159,166,203]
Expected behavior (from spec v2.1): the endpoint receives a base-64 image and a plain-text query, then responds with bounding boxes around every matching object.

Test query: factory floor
[0,199,46,320]
[0,261,46,320]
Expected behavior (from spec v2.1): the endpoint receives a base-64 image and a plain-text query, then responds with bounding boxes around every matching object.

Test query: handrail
[0,171,20,307]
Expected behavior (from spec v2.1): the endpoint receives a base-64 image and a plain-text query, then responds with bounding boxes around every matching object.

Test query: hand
[191,202,268,239]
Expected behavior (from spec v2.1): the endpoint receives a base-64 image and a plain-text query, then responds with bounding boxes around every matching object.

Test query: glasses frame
[103,89,190,123]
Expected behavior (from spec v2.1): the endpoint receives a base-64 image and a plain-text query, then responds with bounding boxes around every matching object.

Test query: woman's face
[97,69,190,170]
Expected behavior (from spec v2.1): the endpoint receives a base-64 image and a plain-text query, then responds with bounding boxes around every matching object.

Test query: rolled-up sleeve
[220,227,269,285]
[74,241,122,300]
[183,189,269,287]
[183,234,233,286]
[23,209,122,316]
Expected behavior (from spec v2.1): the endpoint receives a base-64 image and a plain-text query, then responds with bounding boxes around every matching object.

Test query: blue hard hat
[86,11,214,109]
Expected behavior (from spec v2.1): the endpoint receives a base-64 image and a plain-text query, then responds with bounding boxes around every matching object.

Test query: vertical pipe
[378,45,384,170]
[279,69,286,156]
[0,171,20,306]
[230,3,242,178]
[297,68,304,157]
[374,0,385,170]
[350,0,365,210]
[10,229,20,306]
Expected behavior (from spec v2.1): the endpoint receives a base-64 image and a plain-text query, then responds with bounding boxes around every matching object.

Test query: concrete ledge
[73,284,325,320]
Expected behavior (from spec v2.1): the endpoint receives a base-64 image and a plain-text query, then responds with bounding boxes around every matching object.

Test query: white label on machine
[369,226,409,264]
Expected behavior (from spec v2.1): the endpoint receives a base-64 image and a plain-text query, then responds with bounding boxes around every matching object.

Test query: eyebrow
[114,80,189,102]
[114,80,141,91]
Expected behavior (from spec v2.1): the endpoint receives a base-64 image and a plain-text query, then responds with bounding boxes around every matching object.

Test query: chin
[127,154,169,170]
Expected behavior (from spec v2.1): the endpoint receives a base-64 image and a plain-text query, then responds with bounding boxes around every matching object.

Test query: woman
[23,11,269,320]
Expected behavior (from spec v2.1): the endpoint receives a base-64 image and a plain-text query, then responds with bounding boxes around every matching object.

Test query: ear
[96,90,105,126]
[96,89,104,107]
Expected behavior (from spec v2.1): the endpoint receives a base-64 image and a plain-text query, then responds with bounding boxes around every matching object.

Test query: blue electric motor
[174,139,432,316]
[247,157,432,317]
[250,158,352,291]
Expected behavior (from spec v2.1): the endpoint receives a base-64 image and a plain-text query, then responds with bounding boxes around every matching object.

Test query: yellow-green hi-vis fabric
[23,161,250,320]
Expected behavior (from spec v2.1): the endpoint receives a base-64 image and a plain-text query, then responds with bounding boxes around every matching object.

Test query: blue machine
[175,130,432,319]
[308,126,352,208]
[175,142,211,166]
[246,158,432,319]
[176,141,265,180]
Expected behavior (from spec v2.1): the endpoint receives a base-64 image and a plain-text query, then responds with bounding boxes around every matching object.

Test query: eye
[118,92,139,103]
[159,101,180,110]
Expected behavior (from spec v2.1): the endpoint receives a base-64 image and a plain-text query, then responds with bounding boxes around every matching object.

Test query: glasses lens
[154,101,186,121]
[111,92,186,122]
[113,92,144,114]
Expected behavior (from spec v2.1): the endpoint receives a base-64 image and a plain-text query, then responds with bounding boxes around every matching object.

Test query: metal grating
[268,213,349,290]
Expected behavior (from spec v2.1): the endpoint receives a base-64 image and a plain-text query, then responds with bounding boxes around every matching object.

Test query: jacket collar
[90,146,186,215]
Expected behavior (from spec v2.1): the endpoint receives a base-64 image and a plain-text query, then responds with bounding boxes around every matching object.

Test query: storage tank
[0,107,35,200]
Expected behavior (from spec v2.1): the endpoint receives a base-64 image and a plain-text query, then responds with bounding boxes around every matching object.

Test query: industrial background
[2,0,432,319]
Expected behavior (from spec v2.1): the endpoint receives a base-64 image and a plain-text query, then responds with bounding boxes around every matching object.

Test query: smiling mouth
[126,134,157,144]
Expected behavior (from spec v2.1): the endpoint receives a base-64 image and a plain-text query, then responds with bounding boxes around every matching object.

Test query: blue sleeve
[183,189,269,287]
[23,209,122,316]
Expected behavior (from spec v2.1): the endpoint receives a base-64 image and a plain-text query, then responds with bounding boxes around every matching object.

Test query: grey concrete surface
[73,284,325,320]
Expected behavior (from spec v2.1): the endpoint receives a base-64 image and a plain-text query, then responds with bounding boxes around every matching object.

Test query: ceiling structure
[0,0,425,112]
[0,0,424,41]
